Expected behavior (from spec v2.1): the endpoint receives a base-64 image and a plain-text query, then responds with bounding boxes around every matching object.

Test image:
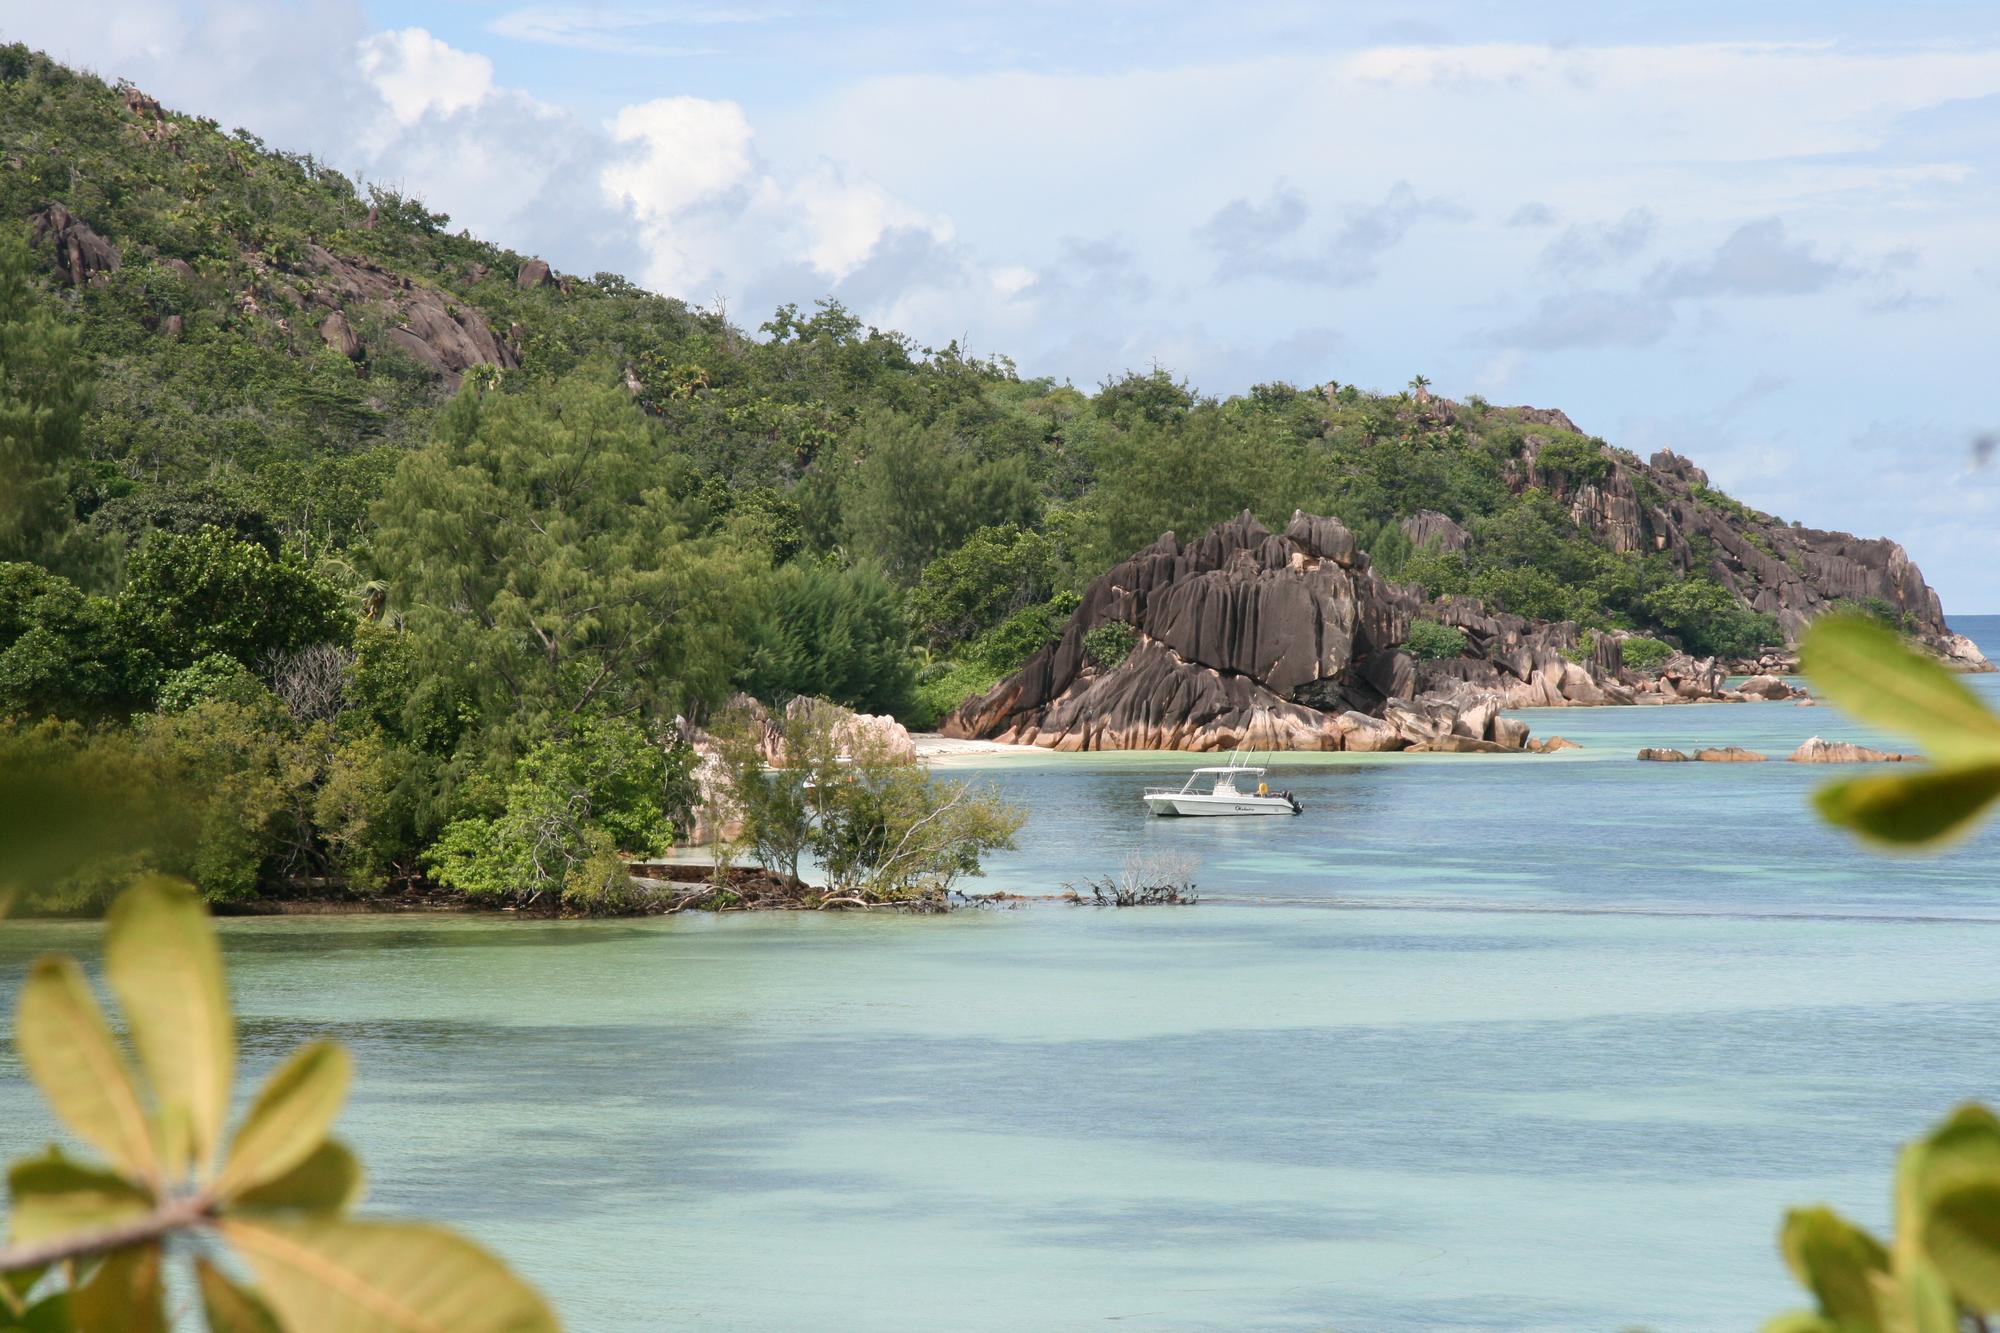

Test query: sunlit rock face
[944,511,1415,752]
[1509,432,1982,667]
[943,510,1619,753]
[942,489,1977,752]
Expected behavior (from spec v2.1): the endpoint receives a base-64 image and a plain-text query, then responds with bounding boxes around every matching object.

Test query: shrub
[424,716,693,910]
[1620,636,1673,671]
[905,660,1001,731]
[1643,578,1779,659]
[1404,618,1468,661]
[1535,434,1613,487]
[1083,620,1138,669]
[715,697,1023,901]
[1831,596,1918,636]
[154,652,265,712]
[909,524,1060,651]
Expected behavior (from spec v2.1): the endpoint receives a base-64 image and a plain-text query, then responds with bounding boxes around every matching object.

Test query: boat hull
[1142,794,1298,817]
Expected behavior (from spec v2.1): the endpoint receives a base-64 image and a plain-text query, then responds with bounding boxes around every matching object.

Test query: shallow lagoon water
[4,619,2000,1331]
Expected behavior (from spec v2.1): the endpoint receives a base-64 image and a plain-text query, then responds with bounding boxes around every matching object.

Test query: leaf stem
[0,1193,215,1272]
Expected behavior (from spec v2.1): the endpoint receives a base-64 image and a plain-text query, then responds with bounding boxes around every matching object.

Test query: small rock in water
[1736,675,1794,700]
[1788,736,1917,764]
[1637,747,1690,762]
[1694,746,1767,762]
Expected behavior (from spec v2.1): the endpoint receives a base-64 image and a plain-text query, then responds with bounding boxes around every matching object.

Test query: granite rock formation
[1399,509,1471,553]
[946,512,1411,751]
[1789,737,1917,764]
[30,204,120,286]
[293,243,518,383]
[1504,430,1985,667]
[944,510,1841,754]
[942,511,1619,753]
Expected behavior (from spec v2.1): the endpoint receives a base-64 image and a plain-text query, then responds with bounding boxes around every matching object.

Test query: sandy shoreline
[907,732,1038,760]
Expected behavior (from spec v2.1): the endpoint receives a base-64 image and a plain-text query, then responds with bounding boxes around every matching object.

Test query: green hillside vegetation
[0,46,1777,908]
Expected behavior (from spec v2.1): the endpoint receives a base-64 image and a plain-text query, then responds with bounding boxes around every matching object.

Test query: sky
[3,1,1998,609]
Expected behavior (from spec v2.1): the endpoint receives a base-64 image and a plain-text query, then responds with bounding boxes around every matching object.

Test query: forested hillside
[0,46,1970,907]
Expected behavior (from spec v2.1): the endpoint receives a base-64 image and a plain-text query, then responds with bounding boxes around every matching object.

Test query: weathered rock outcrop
[1640,745,1767,762]
[318,311,362,360]
[946,512,1420,752]
[294,243,517,383]
[1400,509,1471,553]
[1504,427,1986,668]
[943,508,1846,754]
[1696,746,1768,762]
[1789,737,1917,764]
[944,511,1604,753]
[516,258,553,290]
[30,204,120,285]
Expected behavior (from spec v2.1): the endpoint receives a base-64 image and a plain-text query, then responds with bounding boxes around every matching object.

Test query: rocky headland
[1503,417,1986,669]
[943,503,1984,755]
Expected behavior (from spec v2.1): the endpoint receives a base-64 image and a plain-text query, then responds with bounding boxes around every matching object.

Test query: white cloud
[605,97,758,220]
[358,27,495,126]
[600,96,952,297]
[487,5,781,54]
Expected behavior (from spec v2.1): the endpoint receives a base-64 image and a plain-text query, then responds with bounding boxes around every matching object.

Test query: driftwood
[625,863,950,914]
[1063,850,1201,907]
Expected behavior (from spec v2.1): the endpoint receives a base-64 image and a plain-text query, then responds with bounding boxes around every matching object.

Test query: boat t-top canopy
[1190,765,1265,774]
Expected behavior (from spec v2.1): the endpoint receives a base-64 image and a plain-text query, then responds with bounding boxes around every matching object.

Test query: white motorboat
[1142,765,1302,817]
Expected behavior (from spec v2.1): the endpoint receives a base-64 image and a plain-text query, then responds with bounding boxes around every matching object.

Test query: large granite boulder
[318,311,362,360]
[942,509,1687,752]
[292,243,518,384]
[945,511,1415,751]
[30,204,120,286]
[1399,509,1471,553]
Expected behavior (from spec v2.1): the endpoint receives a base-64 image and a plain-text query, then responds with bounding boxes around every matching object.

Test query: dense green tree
[425,715,695,910]
[739,558,915,715]
[838,409,1039,580]
[89,482,281,555]
[371,372,750,743]
[120,526,349,674]
[1643,578,1780,658]
[0,227,95,575]
[1086,411,1294,565]
[909,524,1061,651]
[0,562,144,716]
[1095,368,1196,426]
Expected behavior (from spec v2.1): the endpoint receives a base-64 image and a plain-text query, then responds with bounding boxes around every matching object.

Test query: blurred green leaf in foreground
[1766,618,2000,1330]
[0,877,561,1331]
[1802,614,2000,847]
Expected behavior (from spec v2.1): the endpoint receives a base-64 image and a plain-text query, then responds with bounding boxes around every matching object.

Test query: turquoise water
[3,618,1998,1330]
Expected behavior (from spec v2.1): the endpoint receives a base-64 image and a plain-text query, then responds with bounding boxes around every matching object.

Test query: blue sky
[5,1,1999,608]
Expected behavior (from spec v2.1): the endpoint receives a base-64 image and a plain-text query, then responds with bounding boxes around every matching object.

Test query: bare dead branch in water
[1064,850,1201,906]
